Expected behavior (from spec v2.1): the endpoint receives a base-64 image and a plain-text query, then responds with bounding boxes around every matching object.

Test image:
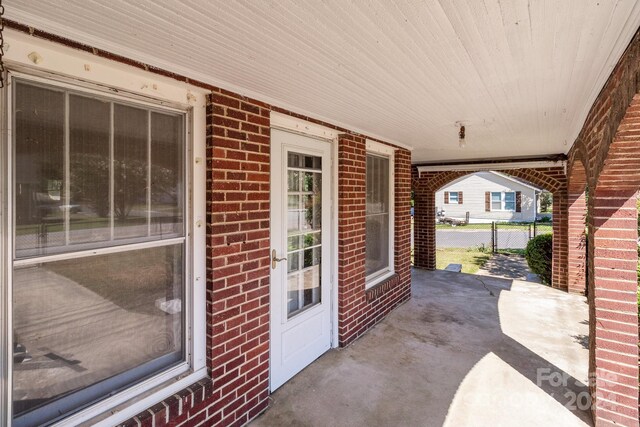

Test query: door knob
[271,249,287,270]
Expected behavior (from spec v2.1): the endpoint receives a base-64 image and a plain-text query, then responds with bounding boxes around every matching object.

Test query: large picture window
[365,141,395,286]
[10,78,188,426]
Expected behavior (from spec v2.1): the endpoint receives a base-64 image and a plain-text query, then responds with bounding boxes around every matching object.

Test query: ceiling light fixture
[458,124,466,148]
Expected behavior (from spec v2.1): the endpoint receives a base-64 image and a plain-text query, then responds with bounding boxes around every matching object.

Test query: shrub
[525,233,553,285]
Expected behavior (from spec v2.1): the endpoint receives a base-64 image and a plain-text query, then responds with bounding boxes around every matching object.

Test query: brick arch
[502,168,565,193]
[568,154,588,193]
[418,167,565,193]
[413,166,568,289]
[567,160,588,295]
[597,94,640,190]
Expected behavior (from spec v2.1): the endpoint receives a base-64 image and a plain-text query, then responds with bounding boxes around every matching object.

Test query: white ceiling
[6,1,640,163]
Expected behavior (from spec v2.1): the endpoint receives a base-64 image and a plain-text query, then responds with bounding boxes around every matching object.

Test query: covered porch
[1,2,639,426]
[253,268,591,427]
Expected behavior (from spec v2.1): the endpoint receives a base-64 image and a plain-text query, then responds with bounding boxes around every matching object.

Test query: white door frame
[269,113,339,377]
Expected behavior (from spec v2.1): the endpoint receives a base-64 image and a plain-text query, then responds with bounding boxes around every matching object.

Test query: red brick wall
[591,189,639,425]
[337,135,412,345]
[567,29,640,427]
[205,89,273,426]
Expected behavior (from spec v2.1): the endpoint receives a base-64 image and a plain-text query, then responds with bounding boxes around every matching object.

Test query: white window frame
[448,191,459,204]
[365,140,395,289]
[1,30,208,427]
[490,191,516,212]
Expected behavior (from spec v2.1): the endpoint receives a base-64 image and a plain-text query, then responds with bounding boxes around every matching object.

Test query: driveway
[252,269,591,427]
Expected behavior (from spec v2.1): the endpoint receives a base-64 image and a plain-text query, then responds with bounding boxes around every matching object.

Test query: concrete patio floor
[252,268,591,427]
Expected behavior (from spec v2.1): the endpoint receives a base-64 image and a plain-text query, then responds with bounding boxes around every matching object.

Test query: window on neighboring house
[504,192,516,211]
[489,191,517,211]
[365,141,394,287]
[6,75,203,426]
[444,191,462,204]
[491,192,502,210]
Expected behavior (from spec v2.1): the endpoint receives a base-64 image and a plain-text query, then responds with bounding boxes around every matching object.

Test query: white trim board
[417,160,566,175]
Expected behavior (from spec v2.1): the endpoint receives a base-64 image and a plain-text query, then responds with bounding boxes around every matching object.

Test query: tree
[71,154,176,220]
[539,191,552,213]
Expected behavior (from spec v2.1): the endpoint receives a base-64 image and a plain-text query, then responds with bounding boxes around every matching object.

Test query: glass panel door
[286,152,322,318]
[269,128,333,391]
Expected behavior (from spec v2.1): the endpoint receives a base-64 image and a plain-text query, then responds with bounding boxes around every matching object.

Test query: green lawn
[497,248,526,256]
[436,248,491,274]
[16,217,111,235]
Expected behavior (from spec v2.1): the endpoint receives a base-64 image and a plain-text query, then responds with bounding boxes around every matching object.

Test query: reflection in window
[69,94,111,243]
[365,154,390,278]
[14,82,184,259]
[12,80,187,426]
[15,83,65,251]
[12,245,183,419]
[286,153,322,317]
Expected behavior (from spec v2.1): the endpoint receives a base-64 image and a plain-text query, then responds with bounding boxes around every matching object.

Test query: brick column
[551,189,568,290]
[413,187,436,270]
[590,189,639,426]
[567,190,587,294]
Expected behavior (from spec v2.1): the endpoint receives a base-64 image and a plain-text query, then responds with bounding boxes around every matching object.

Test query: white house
[435,172,542,223]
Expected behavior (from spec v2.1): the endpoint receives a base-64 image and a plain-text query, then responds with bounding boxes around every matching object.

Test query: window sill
[55,368,209,427]
[118,376,213,427]
[365,270,395,290]
[365,273,400,302]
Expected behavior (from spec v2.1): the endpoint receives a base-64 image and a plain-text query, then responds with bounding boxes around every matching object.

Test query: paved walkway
[252,269,591,427]
[476,253,535,281]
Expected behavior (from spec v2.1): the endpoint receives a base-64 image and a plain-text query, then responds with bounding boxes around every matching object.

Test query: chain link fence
[435,221,553,252]
[429,220,553,272]
[410,215,553,269]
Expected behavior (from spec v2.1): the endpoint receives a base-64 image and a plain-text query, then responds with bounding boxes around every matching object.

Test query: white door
[270,128,333,391]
